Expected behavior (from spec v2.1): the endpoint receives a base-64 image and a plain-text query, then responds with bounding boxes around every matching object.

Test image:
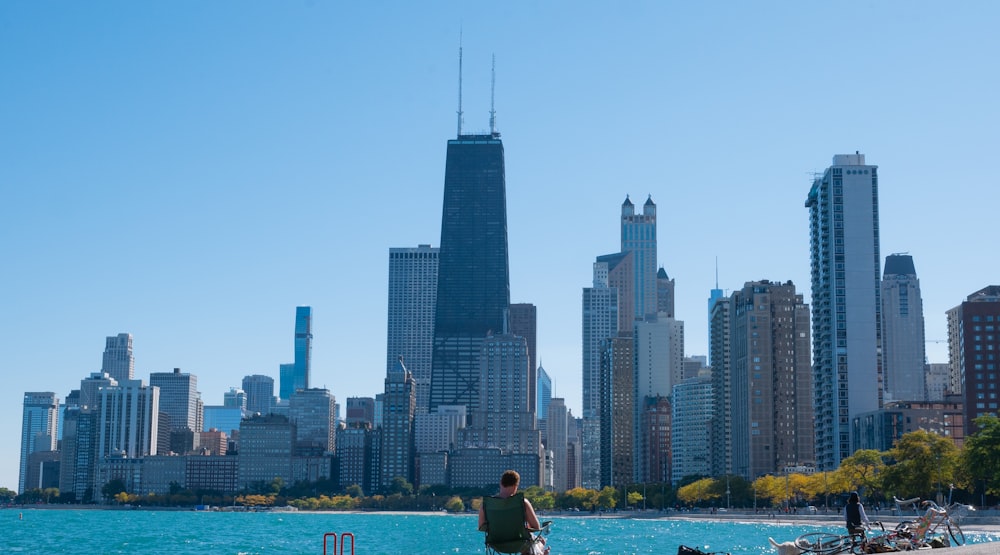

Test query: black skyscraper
[428,133,511,413]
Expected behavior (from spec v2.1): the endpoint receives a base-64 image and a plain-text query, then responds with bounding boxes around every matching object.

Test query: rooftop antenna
[457,30,464,137]
[489,53,496,136]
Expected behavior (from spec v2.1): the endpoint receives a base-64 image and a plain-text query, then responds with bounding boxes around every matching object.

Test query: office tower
[429,130,511,414]
[580,252,628,489]
[946,286,1000,436]
[671,375,713,484]
[150,368,200,433]
[386,245,439,414]
[239,414,295,490]
[881,254,928,402]
[925,363,951,402]
[278,363,295,401]
[730,280,813,477]
[101,333,134,382]
[806,153,882,469]
[537,364,552,422]
[80,371,116,411]
[633,315,683,482]
[60,406,97,502]
[289,388,336,455]
[600,334,634,488]
[548,397,569,492]
[380,356,416,489]
[278,306,314,400]
[509,303,538,415]
[708,264,724,367]
[224,387,247,410]
[97,379,159,459]
[621,195,658,321]
[708,296,732,478]
[242,374,275,416]
[346,397,376,428]
[19,392,59,493]
[657,268,675,318]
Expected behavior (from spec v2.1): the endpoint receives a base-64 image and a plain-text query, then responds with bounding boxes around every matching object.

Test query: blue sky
[2,2,998,490]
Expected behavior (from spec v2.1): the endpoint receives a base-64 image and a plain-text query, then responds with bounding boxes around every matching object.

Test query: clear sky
[2,2,998,491]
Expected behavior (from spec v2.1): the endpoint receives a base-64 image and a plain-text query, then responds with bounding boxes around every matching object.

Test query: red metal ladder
[323,532,355,555]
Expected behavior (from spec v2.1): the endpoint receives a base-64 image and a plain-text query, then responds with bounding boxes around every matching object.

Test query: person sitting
[478,470,551,555]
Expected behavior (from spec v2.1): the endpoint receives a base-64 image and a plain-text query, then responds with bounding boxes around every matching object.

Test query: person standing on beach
[844,492,870,534]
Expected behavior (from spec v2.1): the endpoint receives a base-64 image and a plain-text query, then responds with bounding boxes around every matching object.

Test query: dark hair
[848,492,860,504]
[500,470,520,488]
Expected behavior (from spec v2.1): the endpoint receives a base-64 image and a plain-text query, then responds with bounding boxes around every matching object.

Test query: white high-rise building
[806,153,882,469]
[97,379,159,459]
[101,333,134,382]
[413,404,466,453]
[881,254,927,402]
[670,376,713,484]
[581,268,620,489]
[386,244,438,414]
[19,392,59,493]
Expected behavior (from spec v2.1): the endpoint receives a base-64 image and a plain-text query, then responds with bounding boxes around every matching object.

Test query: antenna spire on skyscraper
[457,30,464,137]
[490,53,497,136]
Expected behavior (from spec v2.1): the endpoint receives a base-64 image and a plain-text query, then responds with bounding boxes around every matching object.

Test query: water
[4,509,999,554]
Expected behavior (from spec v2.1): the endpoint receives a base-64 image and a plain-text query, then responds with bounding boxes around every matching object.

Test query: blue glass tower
[280,306,313,400]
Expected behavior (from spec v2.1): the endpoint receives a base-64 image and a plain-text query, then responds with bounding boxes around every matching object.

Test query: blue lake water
[3,510,999,554]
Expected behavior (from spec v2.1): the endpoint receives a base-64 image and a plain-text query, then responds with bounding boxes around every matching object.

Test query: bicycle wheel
[795,532,849,554]
[947,521,965,545]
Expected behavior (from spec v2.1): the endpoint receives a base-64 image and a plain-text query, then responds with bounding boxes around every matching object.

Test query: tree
[881,429,960,500]
[596,486,618,510]
[387,476,414,496]
[557,487,598,511]
[101,479,127,503]
[0,487,18,503]
[627,491,644,508]
[444,495,465,513]
[836,449,886,499]
[677,478,721,506]
[345,484,364,498]
[959,415,1000,498]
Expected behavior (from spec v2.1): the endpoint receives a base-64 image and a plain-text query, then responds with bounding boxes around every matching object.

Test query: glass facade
[429,134,510,413]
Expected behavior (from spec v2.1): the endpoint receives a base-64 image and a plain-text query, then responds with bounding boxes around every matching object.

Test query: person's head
[500,470,521,490]
[848,492,860,504]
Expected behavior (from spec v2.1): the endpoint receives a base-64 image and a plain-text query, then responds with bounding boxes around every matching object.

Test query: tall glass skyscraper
[806,153,882,470]
[19,392,59,493]
[428,132,510,413]
[280,306,313,400]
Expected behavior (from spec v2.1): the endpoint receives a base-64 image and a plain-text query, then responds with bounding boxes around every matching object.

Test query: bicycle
[891,496,967,547]
[795,522,883,554]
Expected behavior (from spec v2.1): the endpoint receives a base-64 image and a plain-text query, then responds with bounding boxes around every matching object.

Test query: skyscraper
[97,379,159,459]
[429,131,510,413]
[289,388,336,454]
[671,375,713,484]
[242,374,275,416]
[881,254,928,402]
[386,245,438,414]
[294,306,313,392]
[18,392,59,493]
[621,195,658,321]
[509,303,538,414]
[148,368,202,454]
[946,286,1000,436]
[806,153,882,469]
[380,356,416,489]
[102,333,134,382]
[708,295,732,478]
[730,280,813,477]
[600,334,633,488]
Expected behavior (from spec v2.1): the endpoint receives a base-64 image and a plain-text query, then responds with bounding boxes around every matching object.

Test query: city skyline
[3,2,999,489]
